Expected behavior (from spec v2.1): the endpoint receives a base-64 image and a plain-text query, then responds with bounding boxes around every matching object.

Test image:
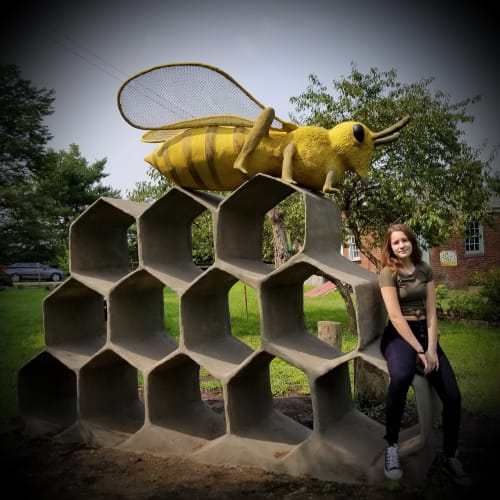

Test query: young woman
[378,223,470,485]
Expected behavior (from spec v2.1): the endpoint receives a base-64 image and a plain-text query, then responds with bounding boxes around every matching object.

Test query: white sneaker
[384,444,403,480]
[441,452,472,486]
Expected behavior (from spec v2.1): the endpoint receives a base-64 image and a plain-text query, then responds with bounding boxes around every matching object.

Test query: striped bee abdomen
[146,126,250,190]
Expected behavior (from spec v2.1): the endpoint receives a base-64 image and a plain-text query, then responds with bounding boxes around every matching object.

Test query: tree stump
[317,321,342,350]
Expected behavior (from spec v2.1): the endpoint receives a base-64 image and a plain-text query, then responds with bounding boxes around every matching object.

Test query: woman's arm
[425,280,440,371]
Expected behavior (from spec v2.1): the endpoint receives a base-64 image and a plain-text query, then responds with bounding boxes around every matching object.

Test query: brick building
[342,197,500,289]
[429,197,500,287]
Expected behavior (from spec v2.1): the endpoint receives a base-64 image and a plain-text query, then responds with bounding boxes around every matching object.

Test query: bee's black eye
[353,124,365,143]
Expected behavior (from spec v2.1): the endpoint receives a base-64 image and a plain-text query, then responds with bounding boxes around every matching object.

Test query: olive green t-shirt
[379,261,433,316]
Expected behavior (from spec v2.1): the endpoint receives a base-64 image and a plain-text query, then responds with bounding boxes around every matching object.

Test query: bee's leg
[281,142,297,184]
[234,107,275,174]
[322,167,343,193]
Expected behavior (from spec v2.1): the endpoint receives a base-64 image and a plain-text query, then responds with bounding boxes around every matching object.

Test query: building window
[347,235,360,261]
[465,221,483,254]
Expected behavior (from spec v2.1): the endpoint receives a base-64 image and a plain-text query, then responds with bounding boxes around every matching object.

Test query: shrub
[436,280,499,322]
[470,267,500,309]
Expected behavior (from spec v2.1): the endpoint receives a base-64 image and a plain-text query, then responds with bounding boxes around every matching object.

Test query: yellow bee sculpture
[118,63,409,192]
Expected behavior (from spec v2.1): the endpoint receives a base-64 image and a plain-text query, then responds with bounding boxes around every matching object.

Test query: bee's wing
[141,115,258,143]
[141,129,187,143]
[118,62,295,133]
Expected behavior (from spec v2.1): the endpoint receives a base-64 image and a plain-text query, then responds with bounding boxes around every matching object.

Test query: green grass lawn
[0,287,46,429]
[1,283,499,432]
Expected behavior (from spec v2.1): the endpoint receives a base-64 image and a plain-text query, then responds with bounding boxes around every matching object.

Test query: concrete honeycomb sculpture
[18,174,440,485]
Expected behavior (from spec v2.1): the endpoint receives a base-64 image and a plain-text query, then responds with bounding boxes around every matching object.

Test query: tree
[289,65,496,331]
[0,64,55,263]
[267,208,290,267]
[290,65,496,256]
[262,192,305,265]
[1,143,119,266]
[127,166,173,203]
[35,144,120,262]
[0,64,54,185]
[0,64,120,264]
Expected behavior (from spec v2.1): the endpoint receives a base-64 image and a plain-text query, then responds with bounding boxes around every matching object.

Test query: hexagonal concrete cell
[261,254,386,355]
[147,352,226,438]
[108,268,178,368]
[215,174,299,283]
[269,358,387,483]
[179,267,254,376]
[18,351,77,435]
[138,187,221,292]
[70,197,149,288]
[228,281,261,349]
[43,277,106,363]
[259,262,348,371]
[225,351,311,444]
[312,359,380,431]
[215,174,347,284]
[79,349,144,446]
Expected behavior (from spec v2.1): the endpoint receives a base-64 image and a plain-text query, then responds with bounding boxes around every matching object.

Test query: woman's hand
[425,349,439,373]
[418,351,439,375]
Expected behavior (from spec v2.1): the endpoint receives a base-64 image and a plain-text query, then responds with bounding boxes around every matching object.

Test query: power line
[39,29,186,122]
[40,28,125,83]
[50,29,130,81]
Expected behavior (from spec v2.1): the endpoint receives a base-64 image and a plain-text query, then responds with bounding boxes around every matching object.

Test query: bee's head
[328,121,374,179]
[329,116,410,180]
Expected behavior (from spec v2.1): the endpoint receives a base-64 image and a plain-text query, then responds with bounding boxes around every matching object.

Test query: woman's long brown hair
[381,223,422,272]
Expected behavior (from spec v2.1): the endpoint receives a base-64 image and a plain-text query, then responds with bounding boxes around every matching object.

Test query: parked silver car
[5,262,65,282]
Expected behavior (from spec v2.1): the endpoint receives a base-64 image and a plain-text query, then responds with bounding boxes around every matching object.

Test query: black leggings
[380,320,462,456]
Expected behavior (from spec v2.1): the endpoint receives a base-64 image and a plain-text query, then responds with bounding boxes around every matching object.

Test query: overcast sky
[2,0,498,195]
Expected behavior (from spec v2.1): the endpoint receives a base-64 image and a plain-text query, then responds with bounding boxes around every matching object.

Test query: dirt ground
[1,396,498,500]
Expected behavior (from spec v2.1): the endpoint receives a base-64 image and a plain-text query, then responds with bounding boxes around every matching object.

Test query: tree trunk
[331,277,357,335]
[267,207,289,267]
